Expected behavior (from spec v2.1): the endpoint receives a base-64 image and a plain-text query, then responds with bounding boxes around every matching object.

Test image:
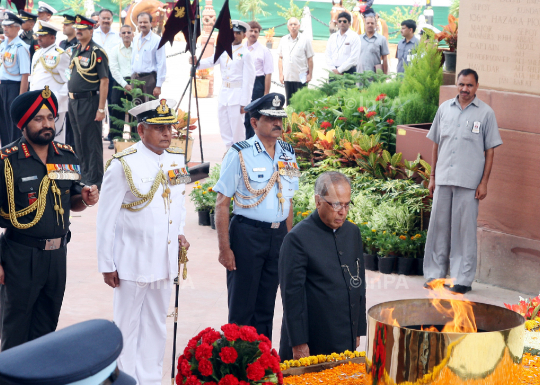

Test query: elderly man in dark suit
[279,171,366,360]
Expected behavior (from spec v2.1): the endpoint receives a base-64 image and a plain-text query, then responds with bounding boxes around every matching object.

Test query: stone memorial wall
[457,0,540,95]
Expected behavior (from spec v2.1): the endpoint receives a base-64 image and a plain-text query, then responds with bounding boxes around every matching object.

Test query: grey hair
[314,171,351,197]
[288,17,300,26]
[364,15,377,21]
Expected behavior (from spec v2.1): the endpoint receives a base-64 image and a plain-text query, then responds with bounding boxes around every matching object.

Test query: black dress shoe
[108,141,115,150]
[423,278,436,289]
[444,284,471,294]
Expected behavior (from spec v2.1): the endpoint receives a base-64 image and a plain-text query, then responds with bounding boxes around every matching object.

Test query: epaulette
[278,140,295,155]
[55,142,76,154]
[93,46,109,60]
[112,147,137,159]
[165,146,185,154]
[0,145,19,160]
[55,47,65,54]
[231,141,251,152]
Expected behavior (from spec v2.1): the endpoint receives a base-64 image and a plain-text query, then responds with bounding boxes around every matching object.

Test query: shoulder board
[112,147,137,159]
[231,141,251,152]
[278,140,295,155]
[55,142,76,154]
[55,47,65,54]
[0,145,19,160]
[165,146,185,154]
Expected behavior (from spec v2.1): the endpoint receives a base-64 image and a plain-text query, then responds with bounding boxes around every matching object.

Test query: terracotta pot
[198,210,211,226]
[364,253,378,271]
[170,138,194,162]
[378,256,396,274]
[192,78,210,98]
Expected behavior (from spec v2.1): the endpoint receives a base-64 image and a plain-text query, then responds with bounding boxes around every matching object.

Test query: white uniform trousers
[114,279,172,385]
[218,104,246,148]
[423,185,479,286]
[54,112,66,144]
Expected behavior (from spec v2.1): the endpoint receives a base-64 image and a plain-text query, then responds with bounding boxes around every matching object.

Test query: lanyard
[289,37,299,57]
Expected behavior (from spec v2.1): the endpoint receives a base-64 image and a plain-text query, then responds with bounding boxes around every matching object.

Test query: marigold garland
[280,350,365,371]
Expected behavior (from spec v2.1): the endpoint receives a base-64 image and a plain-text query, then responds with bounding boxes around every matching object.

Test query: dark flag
[7,0,26,11]
[158,0,200,52]
[213,0,234,63]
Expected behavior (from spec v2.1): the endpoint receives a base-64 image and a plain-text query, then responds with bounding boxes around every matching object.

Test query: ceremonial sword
[171,245,188,385]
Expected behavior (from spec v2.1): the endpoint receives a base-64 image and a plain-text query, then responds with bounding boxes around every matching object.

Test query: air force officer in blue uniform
[213,93,299,340]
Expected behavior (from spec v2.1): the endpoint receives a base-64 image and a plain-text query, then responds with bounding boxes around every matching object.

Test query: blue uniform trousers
[227,215,287,341]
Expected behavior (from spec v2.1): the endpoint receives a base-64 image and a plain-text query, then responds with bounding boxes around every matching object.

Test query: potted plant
[396,234,416,275]
[109,79,154,153]
[412,231,427,275]
[360,223,378,271]
[435,15,458,73]
[205,164,222,230]
[192,69,211,98]
[376,231,397,274]
[264,27,275,49]
[190,181,212,226]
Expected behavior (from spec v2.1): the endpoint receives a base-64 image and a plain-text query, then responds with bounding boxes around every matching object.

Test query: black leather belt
[6,230,70,250]
[235,215,286,230]
[135,71,156,78]
[69,91,98,99]
[100,367,120,385]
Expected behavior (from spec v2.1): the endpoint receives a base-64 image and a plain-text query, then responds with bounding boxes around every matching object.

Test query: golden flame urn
[365,299,525,384]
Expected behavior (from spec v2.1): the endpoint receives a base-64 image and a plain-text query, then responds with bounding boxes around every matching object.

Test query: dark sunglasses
[121,31,132,34]
[338,19,349,23]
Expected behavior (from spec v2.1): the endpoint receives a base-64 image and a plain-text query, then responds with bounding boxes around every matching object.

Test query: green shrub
[395,93,439,125]
[288,87,327,112]
[363,77,404,100]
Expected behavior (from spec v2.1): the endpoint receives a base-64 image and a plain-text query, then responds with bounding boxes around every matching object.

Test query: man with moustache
[214,93,298,340]
[191,20,255,148]
[97,98,190,384]
[358,14,389,75]
[67,14,109,188]
[325,12,361,77]
[0,87,99,351]
[423,69,503,294]
[279,171,365,360]
[243,21,273,140]
[30,21,70,143]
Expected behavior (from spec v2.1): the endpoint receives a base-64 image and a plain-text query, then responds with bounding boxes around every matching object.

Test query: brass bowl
[365,299,525,384]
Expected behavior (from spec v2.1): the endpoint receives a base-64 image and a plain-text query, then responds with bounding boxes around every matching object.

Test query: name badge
[253,167,266,172]
[21,175,38,182]
[141,177,155,183]
[472,121,481,134]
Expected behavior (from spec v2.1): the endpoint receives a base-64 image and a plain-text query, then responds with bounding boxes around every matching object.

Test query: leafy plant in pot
[360,223,378,271]
[190,181,212,226]
[395,234,416,275]
[435,15,458,72]
[376,231,398,274]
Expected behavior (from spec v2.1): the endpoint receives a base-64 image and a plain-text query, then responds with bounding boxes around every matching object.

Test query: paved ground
[56,41,529,384]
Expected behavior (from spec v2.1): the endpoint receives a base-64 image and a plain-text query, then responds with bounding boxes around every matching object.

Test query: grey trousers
[423,185,479,286]
[68,94,104,188]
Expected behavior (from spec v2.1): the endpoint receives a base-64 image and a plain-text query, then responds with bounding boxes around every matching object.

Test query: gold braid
[35,55,65,85]
[233,151,284,213]
[118,158,170,212]
[69,50,99,83]
[0,158,65,229]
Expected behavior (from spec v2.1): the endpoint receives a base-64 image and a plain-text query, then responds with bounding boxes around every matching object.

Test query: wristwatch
[98,108,105,113]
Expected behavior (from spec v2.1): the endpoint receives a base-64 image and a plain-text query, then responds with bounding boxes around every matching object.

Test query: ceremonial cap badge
[128,99,179,125]
[244,93,287,118]
[11,87,58,129]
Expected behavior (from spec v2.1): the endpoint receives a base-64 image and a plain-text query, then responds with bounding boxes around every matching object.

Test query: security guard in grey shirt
[67,15,109,188]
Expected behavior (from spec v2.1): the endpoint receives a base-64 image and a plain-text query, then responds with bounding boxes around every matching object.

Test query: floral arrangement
[283,362,366,385]
[280,350,365,371]
[176,324,283,385]
[505,294,540,331]
[264,27,275,42]
[435,15,458,52]
[196,69,210,80]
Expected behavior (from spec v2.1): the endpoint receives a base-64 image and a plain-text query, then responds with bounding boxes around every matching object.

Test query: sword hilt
[178,245,188,280]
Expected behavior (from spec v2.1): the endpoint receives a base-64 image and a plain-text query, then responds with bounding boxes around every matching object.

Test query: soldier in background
[18,10,39,61]
[59,14,78,54]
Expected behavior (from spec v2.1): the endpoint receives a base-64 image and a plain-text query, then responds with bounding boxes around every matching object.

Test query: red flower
[246,361,265,381]
[239,382,251,385]
[239,326,258,342]
[358,106,365,113]
[322,106,329,109]
[277,371,284,384]
[366,111,377,118]
[185,375,202,385]
[218,374,239,385]
[195,343,213,361]
[184,346,193,360]
[259,340,271,353]
[221,324,240,341]
[337,117,347,121]
[175,372,184,385]
[375,93,387,101]
[219,346,238,364]
[198,359,213,376]
[270,348,280,359]
[387,119,394,124]
[180,358,193,377]
[201,329,221,345]
[320,121,332,129]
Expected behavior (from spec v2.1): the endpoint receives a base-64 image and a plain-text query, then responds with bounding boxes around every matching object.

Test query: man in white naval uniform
[192,20,255,149]
[96,99,190,384]
[30,21,70,143]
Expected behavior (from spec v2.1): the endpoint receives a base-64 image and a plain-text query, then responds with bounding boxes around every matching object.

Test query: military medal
[168,168,191,185]
[278,161,301,178]
[46,164,81,180]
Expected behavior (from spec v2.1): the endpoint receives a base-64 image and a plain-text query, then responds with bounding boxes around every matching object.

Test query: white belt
[222,81,242,89]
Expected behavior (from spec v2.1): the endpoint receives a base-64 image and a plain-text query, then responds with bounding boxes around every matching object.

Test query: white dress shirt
[131,31,167,87]
[325,28,361,73]
[277,33,314,82]
[29,43,70,113]
[246,41,274,77]
[109,43,133,87]
[97,141,187,283]
[198,44,255,107]
[93,27,122,55]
